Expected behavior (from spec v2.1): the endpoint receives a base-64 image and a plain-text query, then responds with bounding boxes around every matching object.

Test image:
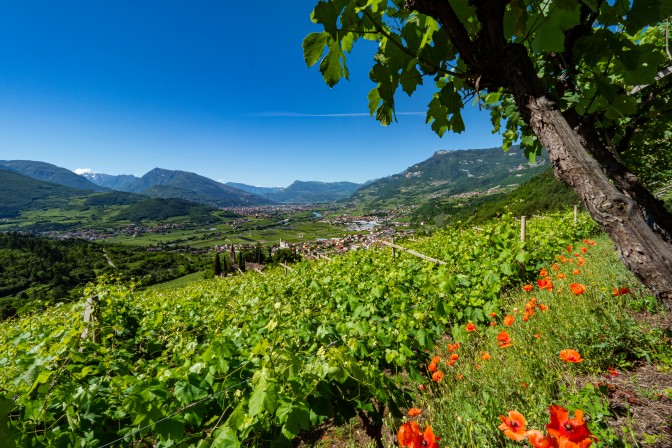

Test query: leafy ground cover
[1,211,669,447]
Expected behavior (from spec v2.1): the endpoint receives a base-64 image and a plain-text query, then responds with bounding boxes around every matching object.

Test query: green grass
[396,234,670,447]
[149,271,208,290]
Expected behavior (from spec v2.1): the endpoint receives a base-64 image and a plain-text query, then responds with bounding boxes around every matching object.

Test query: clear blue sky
[0,1,503,187]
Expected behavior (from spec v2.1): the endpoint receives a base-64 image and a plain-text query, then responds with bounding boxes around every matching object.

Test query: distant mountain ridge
[351,146,549,209]
[79,172,139,191]
[0,160,107,192]
[227,180,362,203]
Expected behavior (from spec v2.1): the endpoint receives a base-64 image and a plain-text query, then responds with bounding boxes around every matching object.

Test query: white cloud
[74,168,95,175]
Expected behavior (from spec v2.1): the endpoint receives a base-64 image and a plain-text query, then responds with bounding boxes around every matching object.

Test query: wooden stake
[520,216,527,242]
[380,240,446,265]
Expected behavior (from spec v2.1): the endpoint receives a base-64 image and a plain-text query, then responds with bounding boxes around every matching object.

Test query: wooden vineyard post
[520,216,527,243]
[79,294,99,351]
[380,240,446,265]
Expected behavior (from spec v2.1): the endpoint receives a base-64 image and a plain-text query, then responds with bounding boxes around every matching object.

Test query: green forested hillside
[0,233,210,319]
[412,169,580,225]
[0,170,84,218]
[352,147,549,209]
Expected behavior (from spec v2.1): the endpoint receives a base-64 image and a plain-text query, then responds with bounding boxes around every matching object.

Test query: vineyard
[2,211,668,447]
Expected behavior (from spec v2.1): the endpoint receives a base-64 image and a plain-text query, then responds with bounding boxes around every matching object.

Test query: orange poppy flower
[566,245,572,252]
[497,330,513,348]
[447,342,460,352]
[539,304,549,311]
[449,353,459,361]
[551,263,559,270]
[608,367,619,377]
[421,425,440,448]
[457,373,463,380]
[428,362,438,373]
[540,268,549,278]
[577,257,586,266]
[534,333,542,338]
[526,430,556,448]
[481,352,491,361]
[523,284,533,292]
[589,241,596,246]
[408,407,422,417]
[466,322,477,332]
[537,279,554,291]
[431,356,440,364]
[489,312,497,317]
[498,410,527,441]
[546,405,596,444]
[569,283,586,295]
[612,287,630,296]
[504,315,515,326]
[432,370,444,382]
[523,312,530,322]
[490,321,497,327]
[398,421,421,447]
[557,273,566,279]
[447,359,456,367]
[559,349,584,363]
[581,247,588,253]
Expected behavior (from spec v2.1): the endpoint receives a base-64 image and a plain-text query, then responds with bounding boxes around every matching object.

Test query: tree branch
[405,0,478,67]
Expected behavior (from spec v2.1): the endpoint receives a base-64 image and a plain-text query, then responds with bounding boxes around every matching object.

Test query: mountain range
[351,146,549,209]
[1,146,551,219]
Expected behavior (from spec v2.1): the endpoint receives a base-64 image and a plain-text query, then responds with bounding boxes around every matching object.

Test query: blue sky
[0,1,503,187]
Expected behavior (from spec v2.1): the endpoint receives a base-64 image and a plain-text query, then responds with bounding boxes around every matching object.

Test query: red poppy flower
[447,359,456,367]
[523,312,530,322]
[498,410,527,441]
[489,312,497,317]
[540,268,549,278]
[612,287,630,296]
[447,342,460,352]
[573,269,581,275]
[421,424,440,448]
[551,263,559,270]
[523,284,534,292]
[398,421,421,447]
[559,349,584,363]
[497,330,513,348]
[537,278,554,291]
[457,373,463,380]
[526,430,556,448]
[566,245,572,252]
[418,384,425,391]
[581,247,588,253]
[432,370,444,382]
[534,333,542,338]
[539,304,549,311]
[608,367,619,377]
[428,362,438,373]
[408,407,422,417]
[490,321,497,327]
[466,322,477,332]
[577,257,586,267]
[557,273,566,279]
[449,353,459,361]
[546,405,596,444]
[504,315,515,326]
[569,283,586,295]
